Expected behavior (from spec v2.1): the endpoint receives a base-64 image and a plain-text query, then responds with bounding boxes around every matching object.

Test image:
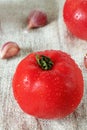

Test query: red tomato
[63,0,87,40]
[12,50,84,119]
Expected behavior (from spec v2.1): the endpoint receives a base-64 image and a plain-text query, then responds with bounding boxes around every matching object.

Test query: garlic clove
[0,42,20,59]
[27,10,48,29]
[84,54,87,68]
[27,22,35,30]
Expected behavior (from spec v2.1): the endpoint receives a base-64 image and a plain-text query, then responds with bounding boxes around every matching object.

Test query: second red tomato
[63,0,87,40]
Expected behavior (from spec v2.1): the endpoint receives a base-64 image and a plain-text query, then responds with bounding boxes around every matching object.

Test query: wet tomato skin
[12,50,84,119]
[63,0,87,40]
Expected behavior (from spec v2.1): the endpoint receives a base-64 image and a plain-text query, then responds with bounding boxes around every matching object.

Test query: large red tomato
[63,0,87,40]
[12,50,84,119]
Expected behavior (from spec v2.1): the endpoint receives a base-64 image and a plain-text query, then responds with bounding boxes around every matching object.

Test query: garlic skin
[84,54,87,68]
[0,42,20,59]
[27,10,48,29]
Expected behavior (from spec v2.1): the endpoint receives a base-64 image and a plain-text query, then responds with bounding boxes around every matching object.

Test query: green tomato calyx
[36,54,54,70]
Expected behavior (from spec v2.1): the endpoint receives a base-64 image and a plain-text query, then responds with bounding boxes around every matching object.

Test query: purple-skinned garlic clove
[0,41,20,59]
[27,10,48,29]
[84,54,87,68]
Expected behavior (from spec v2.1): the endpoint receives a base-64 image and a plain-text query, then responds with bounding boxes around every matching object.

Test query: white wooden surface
[0,0,87,130]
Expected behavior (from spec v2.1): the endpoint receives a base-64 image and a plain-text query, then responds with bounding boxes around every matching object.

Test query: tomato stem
[36,55,54,70]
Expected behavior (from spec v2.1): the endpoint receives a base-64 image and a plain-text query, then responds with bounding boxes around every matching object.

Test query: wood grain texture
[0,0,87,130]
